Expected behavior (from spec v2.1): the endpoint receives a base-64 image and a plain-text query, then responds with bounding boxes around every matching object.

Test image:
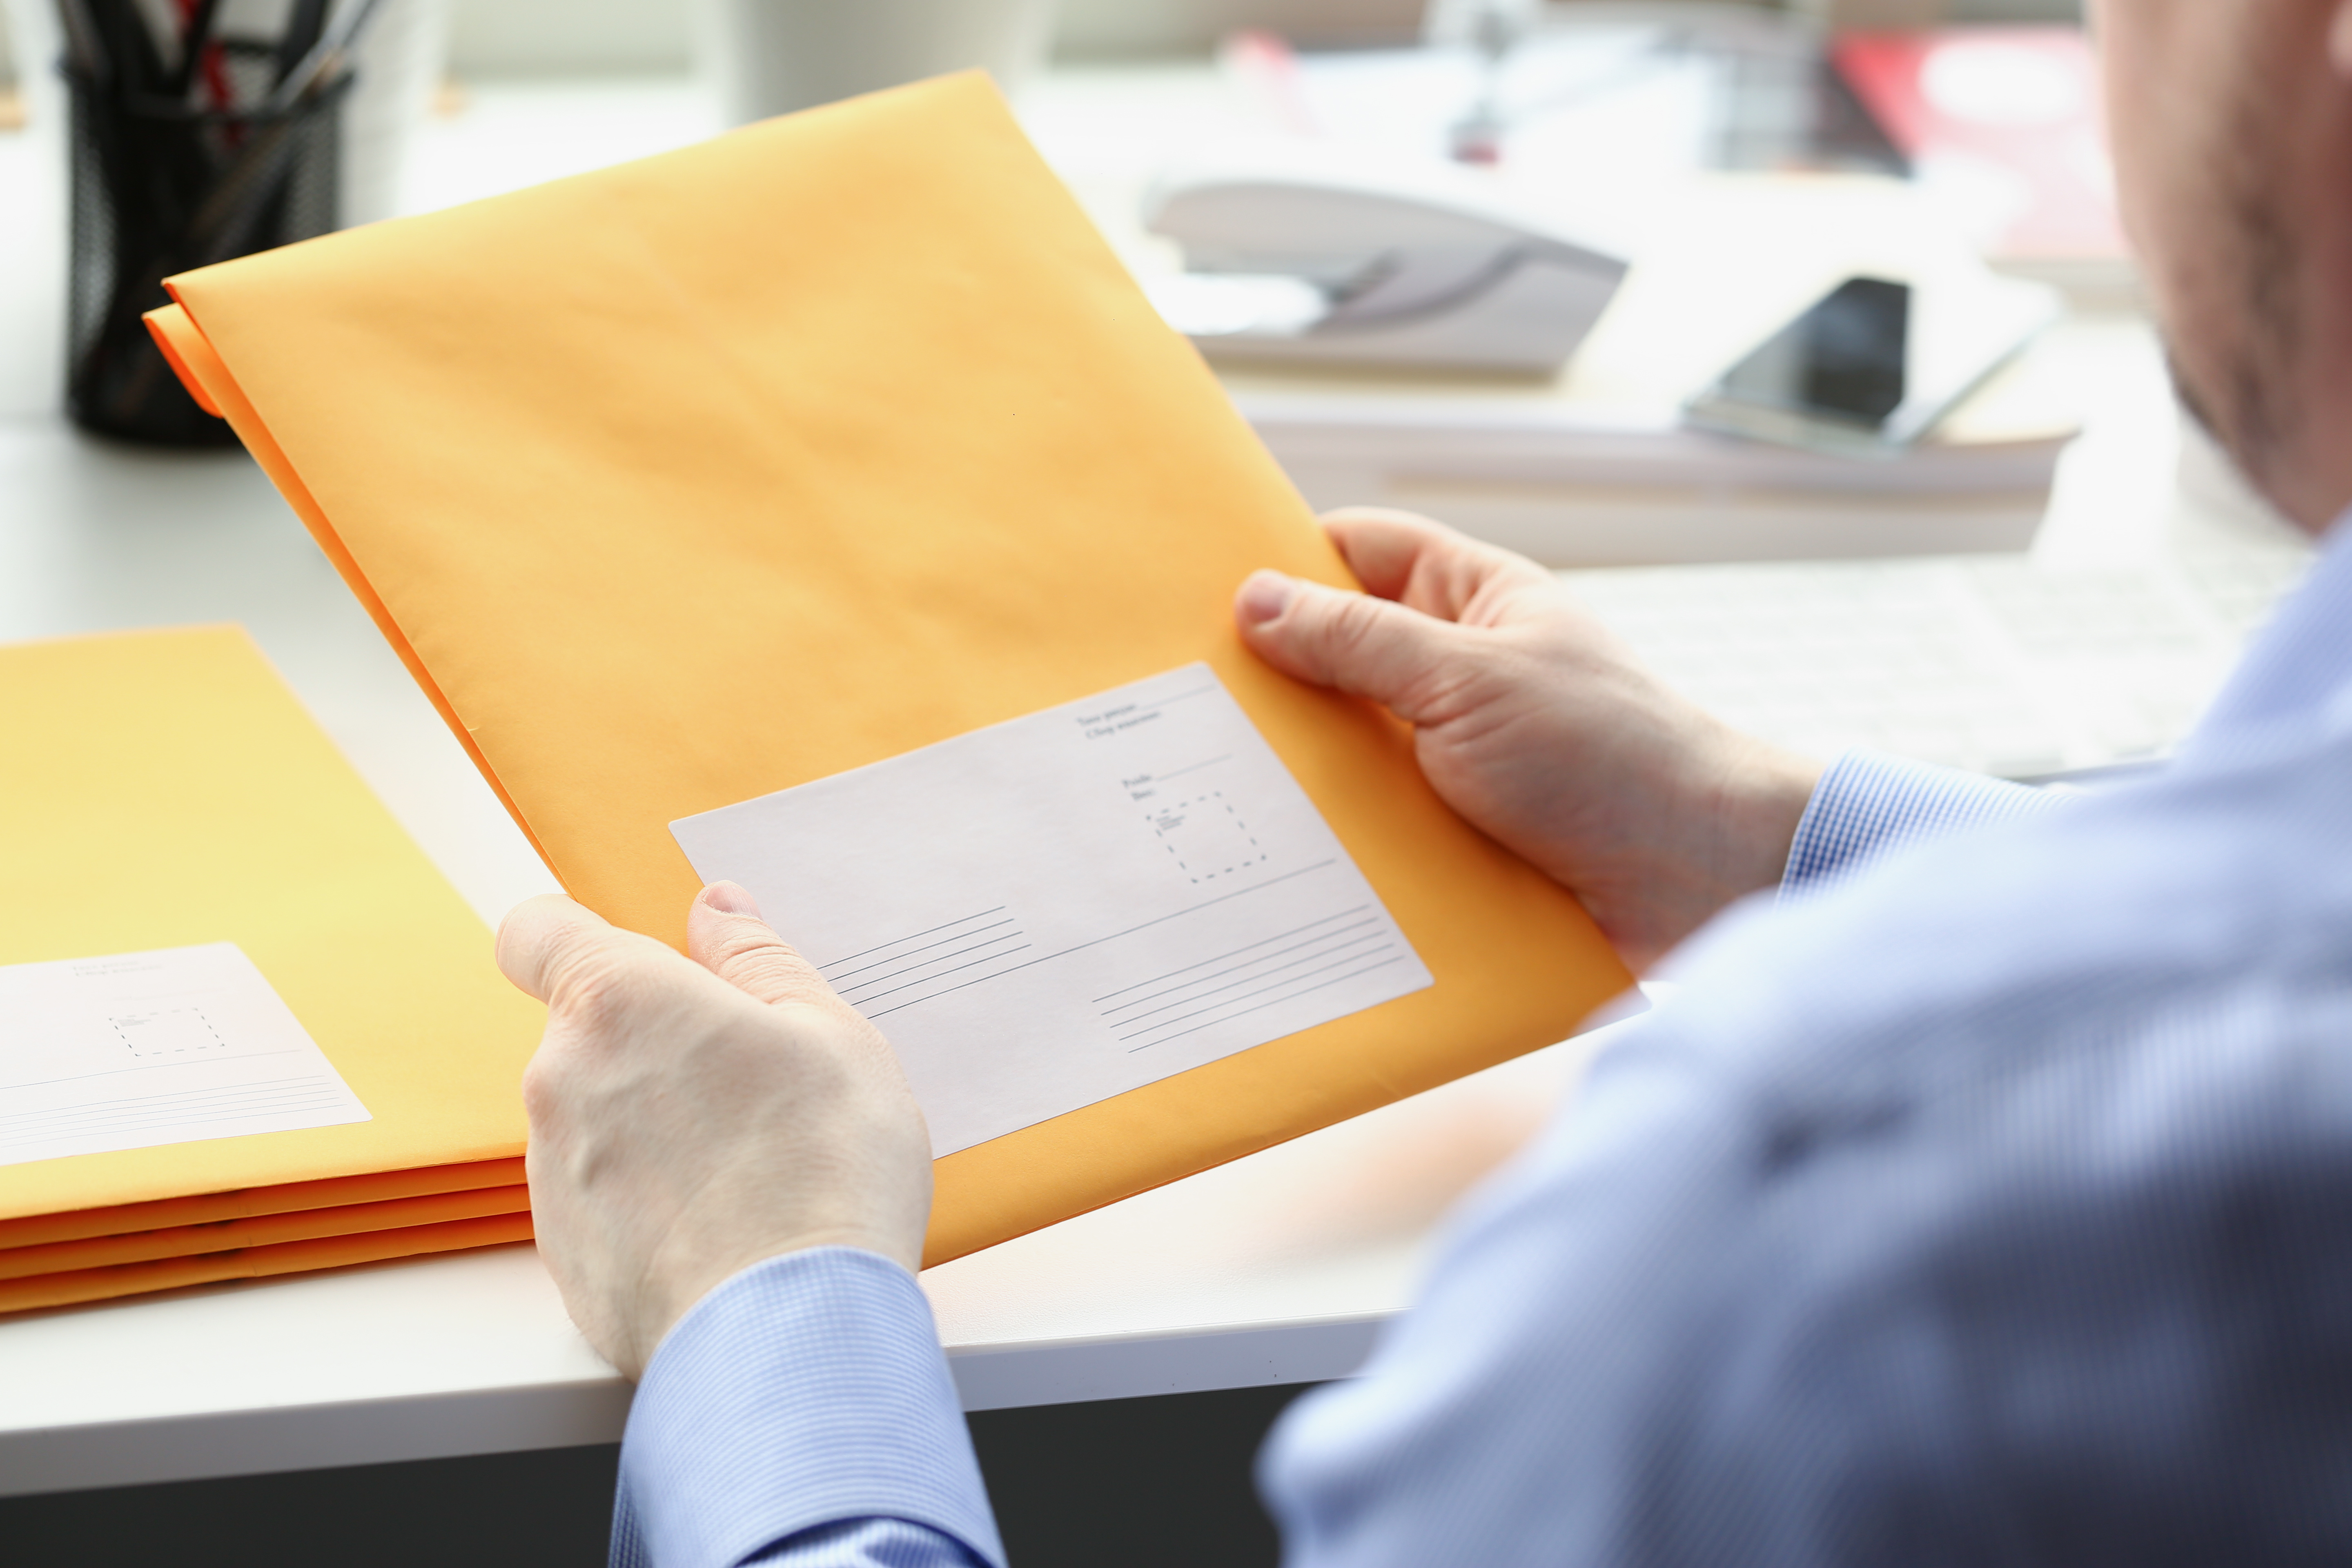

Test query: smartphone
[1684,273,2062,457]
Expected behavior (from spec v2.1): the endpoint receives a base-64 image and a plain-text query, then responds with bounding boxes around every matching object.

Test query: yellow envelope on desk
[0,628,541,1309]
[147,74,1636,1267]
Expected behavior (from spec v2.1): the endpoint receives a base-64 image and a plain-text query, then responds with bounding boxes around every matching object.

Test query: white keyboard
[1561,528,2312,780]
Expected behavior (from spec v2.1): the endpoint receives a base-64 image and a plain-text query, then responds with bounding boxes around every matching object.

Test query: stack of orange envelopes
[0,628,542,1313]
[147,74,1637,1270]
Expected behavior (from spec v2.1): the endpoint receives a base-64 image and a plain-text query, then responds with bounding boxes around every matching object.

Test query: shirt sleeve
[1781,749,2054,899]
[610,1246,1003,1568]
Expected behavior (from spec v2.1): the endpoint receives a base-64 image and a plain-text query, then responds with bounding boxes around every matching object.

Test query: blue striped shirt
[613,512,2350,1567]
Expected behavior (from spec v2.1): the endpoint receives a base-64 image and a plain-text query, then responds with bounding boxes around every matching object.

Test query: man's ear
[2333,0,2352,78]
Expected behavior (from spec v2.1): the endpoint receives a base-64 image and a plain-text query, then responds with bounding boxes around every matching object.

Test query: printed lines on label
[0,1074,355,1156]
[1150,753,1231,786]
[857,860,1346,1022]
[819,907,1034,1015]
[1102,909,1406,1051]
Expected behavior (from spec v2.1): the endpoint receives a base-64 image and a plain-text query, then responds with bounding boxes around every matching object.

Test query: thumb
[496,894,621,1007]
[685,882,841,1010]
[1235,570,1468,719]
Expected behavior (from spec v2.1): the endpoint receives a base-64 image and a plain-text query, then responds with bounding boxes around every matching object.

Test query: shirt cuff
[612,1246,1004,1568]
[1781,749,2054,900]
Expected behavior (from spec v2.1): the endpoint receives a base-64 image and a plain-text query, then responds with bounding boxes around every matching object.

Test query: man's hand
[497,882,932,1379]
[1238,510,1822,969]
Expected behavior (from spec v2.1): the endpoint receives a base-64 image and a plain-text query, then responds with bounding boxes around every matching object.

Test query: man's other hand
[1238,510,1822,969]
[497,883,933,1379]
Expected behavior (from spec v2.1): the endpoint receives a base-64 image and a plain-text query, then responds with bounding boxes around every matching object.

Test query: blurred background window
[1,0,2085,86]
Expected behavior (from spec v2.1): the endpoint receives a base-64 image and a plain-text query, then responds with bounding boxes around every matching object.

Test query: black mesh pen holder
[65,45,351,445]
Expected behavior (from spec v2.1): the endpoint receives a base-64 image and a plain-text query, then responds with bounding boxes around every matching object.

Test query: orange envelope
[147,75,1635,1267]
[0,628,542,1303]
[0,1156,526,1252]
[0,1210,539,1315]
[0,1184,533,1284]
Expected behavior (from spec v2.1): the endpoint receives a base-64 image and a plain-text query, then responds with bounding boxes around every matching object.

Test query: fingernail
[701,881,762,919]
[1237,571,1294,627]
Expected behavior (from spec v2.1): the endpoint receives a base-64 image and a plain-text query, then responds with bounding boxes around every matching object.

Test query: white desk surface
[0,66,2272,1499]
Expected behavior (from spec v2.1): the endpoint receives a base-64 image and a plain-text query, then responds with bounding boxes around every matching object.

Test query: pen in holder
[64,38,352,444]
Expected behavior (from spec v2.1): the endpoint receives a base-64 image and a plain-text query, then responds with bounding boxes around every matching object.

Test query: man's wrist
[1709,734,1828,901]
[636,1219,932,1374]
[1567,726,1826,970]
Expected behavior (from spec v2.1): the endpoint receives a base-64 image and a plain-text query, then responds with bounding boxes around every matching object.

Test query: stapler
[1141,161,1629,374]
